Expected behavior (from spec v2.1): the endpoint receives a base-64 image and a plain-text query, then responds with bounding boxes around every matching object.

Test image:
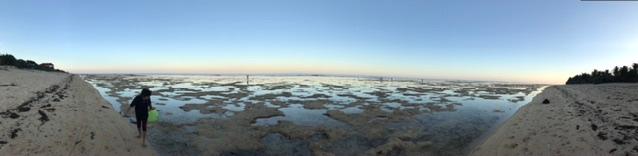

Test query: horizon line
[76,71,550,85]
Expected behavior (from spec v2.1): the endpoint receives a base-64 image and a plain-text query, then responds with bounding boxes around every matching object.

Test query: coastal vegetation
[0,54,65,72]
[566,63,638,84]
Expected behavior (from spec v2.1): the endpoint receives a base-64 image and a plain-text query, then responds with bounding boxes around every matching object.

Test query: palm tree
[566,63,638,84]
[620,66,630,82]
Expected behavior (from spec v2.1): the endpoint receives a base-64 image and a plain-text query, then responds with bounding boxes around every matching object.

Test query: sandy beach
[0,66,155,155]
[9,63,636,156]
[471,84,638,156]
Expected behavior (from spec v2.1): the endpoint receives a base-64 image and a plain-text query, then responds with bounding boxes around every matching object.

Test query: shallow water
[83,74,544,155]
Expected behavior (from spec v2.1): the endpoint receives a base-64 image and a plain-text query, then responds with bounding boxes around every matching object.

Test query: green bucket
[148,109,159,123]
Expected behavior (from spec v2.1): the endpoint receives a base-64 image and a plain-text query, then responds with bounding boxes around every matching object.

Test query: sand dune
[471,84,638,156]
[0,67,155,156]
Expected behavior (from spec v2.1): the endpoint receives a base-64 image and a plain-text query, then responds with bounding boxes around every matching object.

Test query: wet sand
[85,74,545,155]
[471,84,638,156]
[0,67,155,155]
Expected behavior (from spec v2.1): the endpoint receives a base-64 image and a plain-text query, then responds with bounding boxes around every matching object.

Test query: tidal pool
[83,74,545,156]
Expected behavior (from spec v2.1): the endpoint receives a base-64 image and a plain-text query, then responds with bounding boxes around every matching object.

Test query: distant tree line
[566,63,638,84]
[0,54,65,72]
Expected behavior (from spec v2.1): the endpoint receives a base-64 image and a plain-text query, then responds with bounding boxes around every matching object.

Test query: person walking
[126,88,153,147]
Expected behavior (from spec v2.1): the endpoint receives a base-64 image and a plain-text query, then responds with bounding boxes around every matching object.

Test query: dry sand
[471,84,638,156]
[0,66,156,156]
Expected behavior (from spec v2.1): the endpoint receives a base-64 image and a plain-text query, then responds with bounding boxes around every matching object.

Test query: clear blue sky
[1,0,637,84]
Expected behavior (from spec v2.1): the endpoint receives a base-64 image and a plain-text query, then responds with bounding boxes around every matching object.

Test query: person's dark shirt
[130,95,152,115]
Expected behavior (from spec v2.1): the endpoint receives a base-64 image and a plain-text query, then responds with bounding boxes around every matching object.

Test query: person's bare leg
[141,131,147,147]
[136,116,141,138]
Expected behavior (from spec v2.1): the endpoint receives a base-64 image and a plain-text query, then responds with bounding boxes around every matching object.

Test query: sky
[0,0,637,84]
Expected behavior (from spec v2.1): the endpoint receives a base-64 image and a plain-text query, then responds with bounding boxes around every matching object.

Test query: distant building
[40,63,54,70]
